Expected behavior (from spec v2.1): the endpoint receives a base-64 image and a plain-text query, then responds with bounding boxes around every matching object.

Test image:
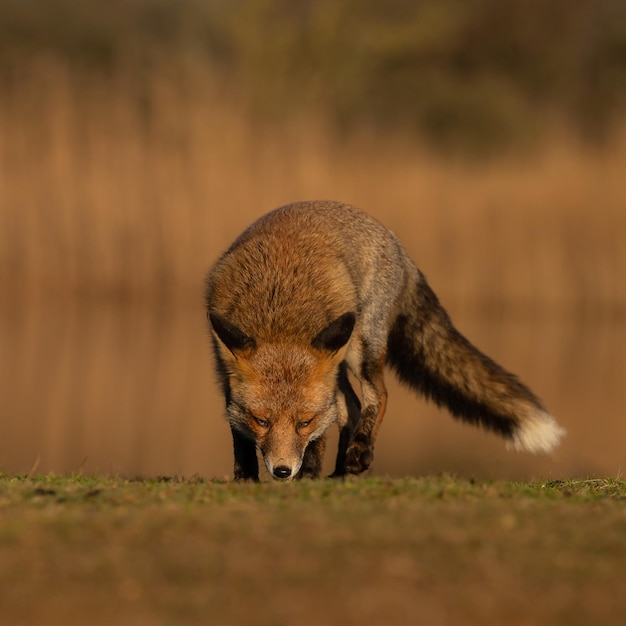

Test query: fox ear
[311,312,356,353]
[209,312,256,354]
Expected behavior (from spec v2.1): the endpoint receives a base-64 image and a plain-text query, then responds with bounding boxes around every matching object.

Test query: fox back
[206,201,564,481]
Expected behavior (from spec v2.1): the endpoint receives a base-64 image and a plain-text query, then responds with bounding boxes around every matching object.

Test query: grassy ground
[0,475,624,625]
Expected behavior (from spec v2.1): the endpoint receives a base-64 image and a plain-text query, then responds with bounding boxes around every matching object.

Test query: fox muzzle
[272,465,292,480]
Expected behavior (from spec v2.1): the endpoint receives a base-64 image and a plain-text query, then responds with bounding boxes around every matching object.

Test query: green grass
[1,475,625,626]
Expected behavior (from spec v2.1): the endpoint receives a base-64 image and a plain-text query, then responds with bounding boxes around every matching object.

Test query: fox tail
[386,270,565,453]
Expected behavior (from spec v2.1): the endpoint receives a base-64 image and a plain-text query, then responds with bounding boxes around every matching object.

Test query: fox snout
[265,460,298,481]
[261,450,303,481]
[272,466,293,480]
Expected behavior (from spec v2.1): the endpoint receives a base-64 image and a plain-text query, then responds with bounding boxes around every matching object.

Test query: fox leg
[331,363,362,477]
[345,351,388,475]
[297,435,327,479]
[231,427,259,481]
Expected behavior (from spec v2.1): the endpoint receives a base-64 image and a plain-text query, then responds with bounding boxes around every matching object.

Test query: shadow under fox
[205,201,564,481]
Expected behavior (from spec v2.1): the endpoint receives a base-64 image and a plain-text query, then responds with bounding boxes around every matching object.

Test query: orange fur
[206,201,564,481]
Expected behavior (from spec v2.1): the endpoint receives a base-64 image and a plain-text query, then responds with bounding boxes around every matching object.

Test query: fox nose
[273,465,292,480]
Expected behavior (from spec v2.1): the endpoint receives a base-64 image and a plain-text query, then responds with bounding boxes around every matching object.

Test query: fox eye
[297,419,312,430]
[253,417,270,429]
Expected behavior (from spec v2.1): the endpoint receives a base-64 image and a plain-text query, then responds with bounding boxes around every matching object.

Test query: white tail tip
[507,411,566,454]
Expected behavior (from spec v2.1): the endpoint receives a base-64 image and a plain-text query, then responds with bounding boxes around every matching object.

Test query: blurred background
[1,0,625,479]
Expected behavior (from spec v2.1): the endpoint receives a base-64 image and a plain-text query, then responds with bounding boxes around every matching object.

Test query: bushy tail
[387,271,565,453]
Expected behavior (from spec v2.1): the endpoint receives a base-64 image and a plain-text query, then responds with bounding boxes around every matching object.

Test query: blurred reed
[2,1,625,479]
[1,57,625,317]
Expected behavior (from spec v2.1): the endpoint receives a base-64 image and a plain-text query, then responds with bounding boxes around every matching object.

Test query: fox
[205,200,565,481]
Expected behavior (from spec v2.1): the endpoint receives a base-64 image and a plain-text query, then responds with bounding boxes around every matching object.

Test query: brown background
[1,1,625,480]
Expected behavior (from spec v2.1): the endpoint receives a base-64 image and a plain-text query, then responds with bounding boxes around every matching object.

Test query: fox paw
[233,467,259,482]
[345,439,373,475]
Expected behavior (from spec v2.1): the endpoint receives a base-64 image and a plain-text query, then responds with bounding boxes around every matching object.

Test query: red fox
[205,201,565,481]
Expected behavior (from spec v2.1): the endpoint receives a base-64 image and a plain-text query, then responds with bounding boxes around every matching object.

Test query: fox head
[209,311,356,480]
